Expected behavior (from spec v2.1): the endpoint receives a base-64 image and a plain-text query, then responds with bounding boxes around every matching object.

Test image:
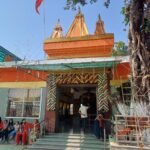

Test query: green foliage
[65,0,85,9]
[65,0,110,9]
[121,6,129,25]
[112,41,129,56]
[65,0,128,26]
[104,0,110,8]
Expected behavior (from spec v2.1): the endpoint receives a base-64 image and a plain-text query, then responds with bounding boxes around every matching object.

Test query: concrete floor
[0,140,27,150]
[0,144,25,150]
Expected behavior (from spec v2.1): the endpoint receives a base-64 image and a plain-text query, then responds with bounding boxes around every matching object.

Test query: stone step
[27,144,110,150]
[37,138,108,145]
[48,133,95,137]
[44,134,101,140]
[27,133,110,150]
[34,141,108,148]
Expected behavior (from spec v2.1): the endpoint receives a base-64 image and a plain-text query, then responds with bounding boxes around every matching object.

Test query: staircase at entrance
[27,133,110,150]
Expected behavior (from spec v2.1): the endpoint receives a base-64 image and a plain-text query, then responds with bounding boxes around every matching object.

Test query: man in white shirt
[79,103,89,131]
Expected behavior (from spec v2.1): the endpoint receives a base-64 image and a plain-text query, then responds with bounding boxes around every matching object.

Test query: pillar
[96,73,109,113]
[45,74,56,132]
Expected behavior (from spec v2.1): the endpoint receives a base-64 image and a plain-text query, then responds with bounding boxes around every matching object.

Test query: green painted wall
[39,88,46,122]
[0,89,9,119]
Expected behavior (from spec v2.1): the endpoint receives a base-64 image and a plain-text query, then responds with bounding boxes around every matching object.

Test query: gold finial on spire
[55,18,61,28]
[76,6,83,17]
[57,18,60,24]
[78,6,81,14]
[98,14,101,21]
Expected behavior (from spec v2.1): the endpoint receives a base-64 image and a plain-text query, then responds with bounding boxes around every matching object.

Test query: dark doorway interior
[56,84,97,133]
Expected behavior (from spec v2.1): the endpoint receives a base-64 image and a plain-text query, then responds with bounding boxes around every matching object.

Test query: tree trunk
[129,0,150,102]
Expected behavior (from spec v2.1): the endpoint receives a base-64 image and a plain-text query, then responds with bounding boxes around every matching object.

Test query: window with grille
[7,88,41,118]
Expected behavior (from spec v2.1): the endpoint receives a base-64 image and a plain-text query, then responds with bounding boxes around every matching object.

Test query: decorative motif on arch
[56,73,98,84]
[46,72,109,113]
[47,74,56,111]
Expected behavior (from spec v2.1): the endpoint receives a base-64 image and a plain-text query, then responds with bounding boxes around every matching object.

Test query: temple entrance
[56,84,97,133]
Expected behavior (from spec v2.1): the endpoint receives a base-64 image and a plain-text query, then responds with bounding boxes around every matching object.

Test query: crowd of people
[78,103,113,140]
[0,105,113,145]
[0,117,40,145]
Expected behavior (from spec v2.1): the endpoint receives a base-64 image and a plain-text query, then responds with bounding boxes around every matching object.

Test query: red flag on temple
[35,0,43,14]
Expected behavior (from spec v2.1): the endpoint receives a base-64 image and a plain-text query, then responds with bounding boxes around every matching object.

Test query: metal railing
[39,119,53,137]
[115,115,150,147]
[103,127,106,150]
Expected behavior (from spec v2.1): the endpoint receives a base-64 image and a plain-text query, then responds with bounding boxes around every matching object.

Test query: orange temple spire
[66,7,89,37]
[94,14,105,35]
[51,19,63,38]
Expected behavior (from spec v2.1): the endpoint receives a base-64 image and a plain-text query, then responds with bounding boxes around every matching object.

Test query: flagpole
[42,0,47,59]
[43,0,46,38]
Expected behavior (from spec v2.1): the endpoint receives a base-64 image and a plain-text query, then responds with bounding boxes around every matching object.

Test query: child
[9,121,19,139]
[98,114,104,140]
[94,114,104,140]
[94,115,100,139]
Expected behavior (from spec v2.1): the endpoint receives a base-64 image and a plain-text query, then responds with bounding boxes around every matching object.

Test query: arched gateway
[44,9,114,133]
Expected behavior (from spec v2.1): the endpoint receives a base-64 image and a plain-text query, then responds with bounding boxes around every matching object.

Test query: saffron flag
[35,0,43,14]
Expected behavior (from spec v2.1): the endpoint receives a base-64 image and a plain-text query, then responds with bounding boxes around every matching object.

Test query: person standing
[79,103,89,132]
[94,115,101,139]
[69,104,74,126]
[98,114,104,140]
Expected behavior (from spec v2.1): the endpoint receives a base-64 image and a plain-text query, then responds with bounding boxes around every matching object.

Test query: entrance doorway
[56,84,97,133]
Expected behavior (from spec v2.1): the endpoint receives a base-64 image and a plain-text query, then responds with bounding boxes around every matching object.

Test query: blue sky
[0,0,128,60]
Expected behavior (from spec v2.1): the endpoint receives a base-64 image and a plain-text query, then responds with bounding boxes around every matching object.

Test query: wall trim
[0,82,46,88]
